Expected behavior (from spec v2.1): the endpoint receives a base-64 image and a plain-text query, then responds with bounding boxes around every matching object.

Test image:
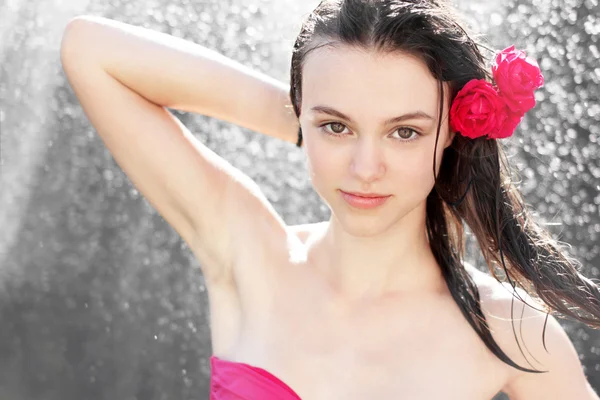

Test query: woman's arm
[60,16,293,284]
[63,15,299,144]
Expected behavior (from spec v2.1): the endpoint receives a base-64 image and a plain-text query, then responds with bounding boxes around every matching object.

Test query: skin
[209,45,596,399]
[208,45,516,399]
[297,44,456,305]
[61,18,598,399]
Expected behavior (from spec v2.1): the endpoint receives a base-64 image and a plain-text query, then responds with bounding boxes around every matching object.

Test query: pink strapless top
[210,355,302,399]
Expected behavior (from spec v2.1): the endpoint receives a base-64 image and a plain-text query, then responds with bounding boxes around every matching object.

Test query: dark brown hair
[289,0,600,373]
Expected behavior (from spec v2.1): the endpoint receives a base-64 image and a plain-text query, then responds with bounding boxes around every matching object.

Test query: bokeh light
[0,0,598,399]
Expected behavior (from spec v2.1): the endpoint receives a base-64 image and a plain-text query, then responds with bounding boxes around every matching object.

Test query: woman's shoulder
[465,262,523,302]
[466,262,555,379]
[465,262,540,323]
[465,262,540,309]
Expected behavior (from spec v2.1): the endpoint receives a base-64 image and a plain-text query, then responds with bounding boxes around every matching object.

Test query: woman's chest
[210,270,509,400]
[236,330,505,399]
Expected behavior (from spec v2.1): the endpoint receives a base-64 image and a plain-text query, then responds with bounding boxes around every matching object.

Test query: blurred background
[0,0,598,399]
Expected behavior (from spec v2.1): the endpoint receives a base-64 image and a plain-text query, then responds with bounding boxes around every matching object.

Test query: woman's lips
[339,190,391,209]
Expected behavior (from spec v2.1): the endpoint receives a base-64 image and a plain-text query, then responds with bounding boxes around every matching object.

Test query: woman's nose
[349,139,386,183]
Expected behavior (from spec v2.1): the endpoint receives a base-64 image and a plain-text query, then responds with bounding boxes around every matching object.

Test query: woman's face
[298,45,455,236]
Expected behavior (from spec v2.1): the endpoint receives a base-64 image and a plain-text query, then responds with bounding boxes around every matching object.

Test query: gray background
[0,0,598,399]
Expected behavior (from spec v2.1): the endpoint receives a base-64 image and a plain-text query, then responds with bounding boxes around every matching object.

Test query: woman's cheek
[305,139,334,187]
[405,149,438,195]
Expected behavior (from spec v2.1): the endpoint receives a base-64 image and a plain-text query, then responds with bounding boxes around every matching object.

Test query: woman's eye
[321,122,348,135]
[319,123,421,142]
[394,127,420,141]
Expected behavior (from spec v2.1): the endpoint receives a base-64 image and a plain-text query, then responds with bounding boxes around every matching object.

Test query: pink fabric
[210,356,302,400]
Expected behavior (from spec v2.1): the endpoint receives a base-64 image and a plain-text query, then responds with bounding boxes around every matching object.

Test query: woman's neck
[305,213,447,305]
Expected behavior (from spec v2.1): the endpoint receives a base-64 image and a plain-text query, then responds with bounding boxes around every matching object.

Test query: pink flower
[492,45,544,114]
[449,45,542,140]
[450,79,508,139]
[489,110,524,139]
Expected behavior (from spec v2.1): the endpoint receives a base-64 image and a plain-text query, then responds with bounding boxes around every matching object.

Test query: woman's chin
[330,209,396,238]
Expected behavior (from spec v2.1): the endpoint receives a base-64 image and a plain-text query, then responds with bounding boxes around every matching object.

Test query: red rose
[492,45,544,114]
[489,110,523,139]
[450,79,508,139]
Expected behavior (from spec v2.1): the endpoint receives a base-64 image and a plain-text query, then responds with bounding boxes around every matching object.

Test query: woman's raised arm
[60,16,296,284]
[62,16,299,143]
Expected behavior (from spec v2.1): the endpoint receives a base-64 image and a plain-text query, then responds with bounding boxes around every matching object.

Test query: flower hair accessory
[450,45,545,140]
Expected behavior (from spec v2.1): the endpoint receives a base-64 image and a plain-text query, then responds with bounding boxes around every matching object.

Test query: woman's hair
[288,0,600,373]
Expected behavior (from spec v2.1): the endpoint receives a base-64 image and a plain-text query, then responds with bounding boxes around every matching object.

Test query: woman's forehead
[301,45,446,117]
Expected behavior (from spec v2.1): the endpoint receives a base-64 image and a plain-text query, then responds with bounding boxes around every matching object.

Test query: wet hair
[289,0,600,373]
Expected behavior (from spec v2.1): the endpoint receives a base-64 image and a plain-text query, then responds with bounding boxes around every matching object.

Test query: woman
[60,0,600,399]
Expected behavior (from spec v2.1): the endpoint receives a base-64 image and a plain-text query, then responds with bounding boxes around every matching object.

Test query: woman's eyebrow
[310,105,434,125]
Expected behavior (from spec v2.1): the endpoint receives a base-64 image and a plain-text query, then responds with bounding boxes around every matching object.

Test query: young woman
[60,0,600,399]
